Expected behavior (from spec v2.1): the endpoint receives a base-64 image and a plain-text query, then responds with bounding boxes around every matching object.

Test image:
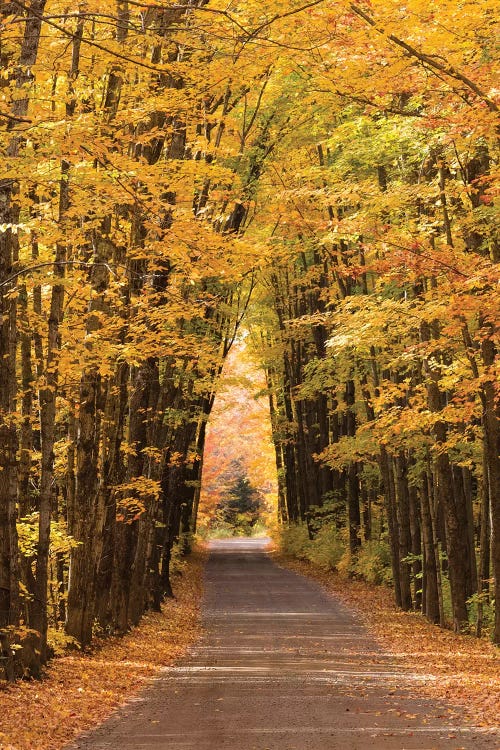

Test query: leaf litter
[0,551,205,750]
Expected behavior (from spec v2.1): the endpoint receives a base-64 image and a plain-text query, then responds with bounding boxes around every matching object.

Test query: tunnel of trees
[0,0,498,674]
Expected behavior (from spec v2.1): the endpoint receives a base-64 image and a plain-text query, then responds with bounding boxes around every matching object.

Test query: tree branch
[11,0,179,73]
[350,3,499,114]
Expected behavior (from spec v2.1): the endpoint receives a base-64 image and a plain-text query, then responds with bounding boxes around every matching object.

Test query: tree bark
[420,473,440,623]
[481,332,500,643]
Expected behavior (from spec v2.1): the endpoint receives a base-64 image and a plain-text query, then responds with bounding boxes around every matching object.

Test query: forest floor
[275,553,500,730]
[0,551,205,750]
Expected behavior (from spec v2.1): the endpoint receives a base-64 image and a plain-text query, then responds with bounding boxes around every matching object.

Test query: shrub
[279,523,344,571]
[279,523,311,559]
[279,523,393,587]
[353,539,393,585]
[306,523,344,571]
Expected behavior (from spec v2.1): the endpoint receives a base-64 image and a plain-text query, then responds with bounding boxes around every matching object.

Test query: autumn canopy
[0,0,498,675]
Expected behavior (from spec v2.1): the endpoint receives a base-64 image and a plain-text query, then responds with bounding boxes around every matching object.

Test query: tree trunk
[481,333,500,643]
[409,483,422,611]
[379,448,402,607]
[66,247,111,646]
[65,366,104,646]
[32,162,68,657]
[95,362,129,629]
[345,379,361,557]
[420,473,440,623]
[394,453,413,611]
[476,454,490,637]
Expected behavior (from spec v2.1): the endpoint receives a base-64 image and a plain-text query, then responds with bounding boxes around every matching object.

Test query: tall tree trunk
[33,221,65,656]
[66,245,111,646]
[345,379,361,557]
[394,453,413,611]
[409,483,422,611]
[95,362,129,629]
[422,319,469,631]
[420,473,440,623]
[379,448,402,607]
[476,453,491,637]
[111,360,152,632]
[481,332,500,643]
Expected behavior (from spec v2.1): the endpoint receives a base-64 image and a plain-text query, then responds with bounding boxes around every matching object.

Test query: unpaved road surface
[68,538,499,750]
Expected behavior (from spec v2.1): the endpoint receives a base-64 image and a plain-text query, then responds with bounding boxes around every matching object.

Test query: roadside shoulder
[0,550,207,750]
[273,552,500,730]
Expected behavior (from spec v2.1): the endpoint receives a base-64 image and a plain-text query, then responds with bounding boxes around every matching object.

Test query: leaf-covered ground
[0,552,205,750]
[276,554,500,730]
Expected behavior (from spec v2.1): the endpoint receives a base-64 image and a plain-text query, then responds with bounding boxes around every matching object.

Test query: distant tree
[217,474,262,534]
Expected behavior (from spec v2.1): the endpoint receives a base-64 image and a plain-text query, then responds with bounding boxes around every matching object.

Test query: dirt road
[68,538,499,750]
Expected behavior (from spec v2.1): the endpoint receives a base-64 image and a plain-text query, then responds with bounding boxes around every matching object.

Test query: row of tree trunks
[0,0,47,636]
[263,236,493,637]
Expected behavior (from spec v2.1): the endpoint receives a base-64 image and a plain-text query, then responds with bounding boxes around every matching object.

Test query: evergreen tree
[217,475,262,534]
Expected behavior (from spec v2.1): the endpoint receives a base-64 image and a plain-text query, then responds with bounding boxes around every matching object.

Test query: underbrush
[279,523,344,571]
[354,539,393,585]
[278,522,392,586]
[277,523,496,640]
[197,520,270,540]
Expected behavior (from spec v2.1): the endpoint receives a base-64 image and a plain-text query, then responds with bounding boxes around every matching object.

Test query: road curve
[68,538,499,750]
